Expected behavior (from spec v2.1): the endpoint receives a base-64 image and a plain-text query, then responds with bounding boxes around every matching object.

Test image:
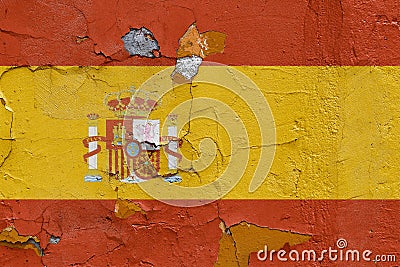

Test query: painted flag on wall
[0,1,400,266]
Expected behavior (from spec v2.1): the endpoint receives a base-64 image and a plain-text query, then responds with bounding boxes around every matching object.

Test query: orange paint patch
[177,23,226,59]
[215,222,311,267]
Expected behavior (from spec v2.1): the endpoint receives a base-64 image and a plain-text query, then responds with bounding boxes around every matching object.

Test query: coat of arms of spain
[82,87,182,184]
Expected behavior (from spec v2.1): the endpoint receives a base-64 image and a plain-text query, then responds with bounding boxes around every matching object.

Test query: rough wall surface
[1,1,400,266]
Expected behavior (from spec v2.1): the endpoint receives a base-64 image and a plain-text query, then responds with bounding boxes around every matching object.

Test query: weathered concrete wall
[1,0,400,266]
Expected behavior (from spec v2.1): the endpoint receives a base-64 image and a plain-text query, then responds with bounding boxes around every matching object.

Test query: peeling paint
[0,227,43,256]
[172,23,226,82]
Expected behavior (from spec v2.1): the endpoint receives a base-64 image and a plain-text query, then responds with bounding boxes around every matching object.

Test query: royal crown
[104,87,161,118]
[87,113,100,120]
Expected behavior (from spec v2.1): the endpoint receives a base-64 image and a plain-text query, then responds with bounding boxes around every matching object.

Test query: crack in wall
[0,92,14,169]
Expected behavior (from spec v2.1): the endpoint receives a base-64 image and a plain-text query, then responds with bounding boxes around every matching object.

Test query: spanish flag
[0,1,399,266]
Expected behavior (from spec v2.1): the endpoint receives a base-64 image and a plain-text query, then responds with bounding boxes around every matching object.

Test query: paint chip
[76,36,89,43]
[171,56,203,82]
[121,27,160,58]
[114,199,146,219]
[177,23,226,59]
[49,235,61,244]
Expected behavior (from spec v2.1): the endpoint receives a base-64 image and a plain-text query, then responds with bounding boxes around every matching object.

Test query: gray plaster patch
[171,56,203,80]
[49,235,61,244]
[122,27,160,58]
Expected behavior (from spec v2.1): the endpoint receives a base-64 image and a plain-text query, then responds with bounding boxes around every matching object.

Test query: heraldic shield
[82,87,182,183]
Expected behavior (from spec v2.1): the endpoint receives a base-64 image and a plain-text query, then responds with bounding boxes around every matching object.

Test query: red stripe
[1,0,400,66]
[108,150,112,173]
[120,150,124,178]
[0,200,398,266]
[114,149,118,175]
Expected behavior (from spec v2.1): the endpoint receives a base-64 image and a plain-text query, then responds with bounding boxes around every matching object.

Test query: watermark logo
[257,238,397,263]
[132,62,276,207]
[336,238,348,249]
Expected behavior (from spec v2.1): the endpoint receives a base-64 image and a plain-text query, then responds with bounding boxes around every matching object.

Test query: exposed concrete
[49,236,60,245]
[121,27,160,58]
[171,55,203,81]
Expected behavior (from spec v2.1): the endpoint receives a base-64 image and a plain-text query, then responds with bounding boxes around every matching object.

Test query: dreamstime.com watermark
[257,238,397,263]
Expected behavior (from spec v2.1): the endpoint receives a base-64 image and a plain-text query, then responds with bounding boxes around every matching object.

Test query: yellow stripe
[0,66,399,199]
